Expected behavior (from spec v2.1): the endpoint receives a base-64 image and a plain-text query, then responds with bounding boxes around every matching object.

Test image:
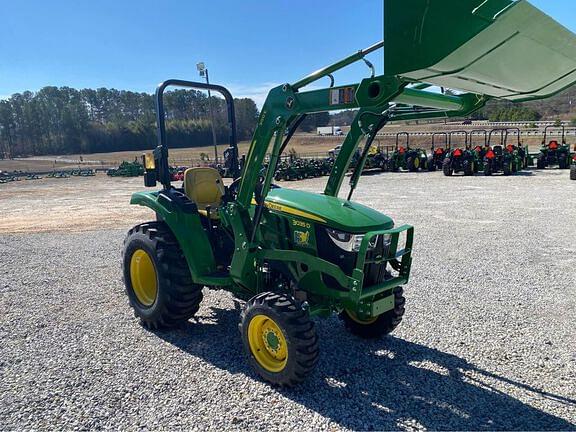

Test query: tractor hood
[265,188,393,233]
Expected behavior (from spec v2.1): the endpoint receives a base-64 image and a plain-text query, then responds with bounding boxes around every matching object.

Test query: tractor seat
[183,167,225,219]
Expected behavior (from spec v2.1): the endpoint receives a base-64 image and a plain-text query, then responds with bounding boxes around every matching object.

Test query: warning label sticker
[330,87,355,106]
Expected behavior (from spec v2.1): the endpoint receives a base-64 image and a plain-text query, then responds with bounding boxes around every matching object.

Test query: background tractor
[427,132,449,171]
[470,129,489,173]
[442,131,476,176]
[483,129,521,176]
[537,126,571,169]
[505,128,529,171]
[120,0,576,386]
[388,132,428,172]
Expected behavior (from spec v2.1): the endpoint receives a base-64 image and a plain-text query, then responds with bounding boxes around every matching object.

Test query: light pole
[197,62,219,163]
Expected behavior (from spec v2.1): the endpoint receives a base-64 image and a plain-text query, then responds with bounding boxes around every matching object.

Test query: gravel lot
[1,169,575,430]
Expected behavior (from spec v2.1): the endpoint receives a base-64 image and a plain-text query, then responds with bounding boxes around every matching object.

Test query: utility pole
[197,62,219,163]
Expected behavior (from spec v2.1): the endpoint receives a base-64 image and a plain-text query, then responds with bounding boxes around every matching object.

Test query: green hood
[266,188,393,233]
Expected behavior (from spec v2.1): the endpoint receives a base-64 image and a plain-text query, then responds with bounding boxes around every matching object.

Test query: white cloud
[228,82,326,109]
[0,95,10,100]
[227,82,279,109]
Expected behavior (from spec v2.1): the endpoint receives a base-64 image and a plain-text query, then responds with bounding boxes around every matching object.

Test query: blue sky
[0,0,574,106]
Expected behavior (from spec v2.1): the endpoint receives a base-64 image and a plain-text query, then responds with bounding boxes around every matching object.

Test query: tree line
[0,87,259,158]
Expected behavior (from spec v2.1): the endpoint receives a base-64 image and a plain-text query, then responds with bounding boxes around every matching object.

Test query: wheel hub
[247,315,288,372]
[129,249,158,307]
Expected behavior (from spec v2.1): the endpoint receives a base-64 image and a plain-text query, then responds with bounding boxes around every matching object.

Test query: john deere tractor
[506,127,529,170]
[427,132,449,171]
[388,132,428,172]
[470,129,489,173]
[121,0,576,386]
[443,131,476,176]
[537,125,571,169]
[483,128,524,176]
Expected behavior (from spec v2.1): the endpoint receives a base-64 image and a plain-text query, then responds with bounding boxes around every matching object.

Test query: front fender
[130,191,219,284]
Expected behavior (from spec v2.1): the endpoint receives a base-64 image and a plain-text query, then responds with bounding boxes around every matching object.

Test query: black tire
[122,222,203,329]
[442,158,453,176]
[463,159,474,176]
[240,292,319,387]
[537,154,546,169]
[484,161,492,176]
[427,156,436,172]
[570,165,576,180]
[503,161,512,176]
[340,287,405,339]
[559,156,568,170]
[407,156,418,172]
[388,159,398,172]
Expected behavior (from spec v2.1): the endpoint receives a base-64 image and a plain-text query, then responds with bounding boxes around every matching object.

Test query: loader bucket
[384,0,576,101]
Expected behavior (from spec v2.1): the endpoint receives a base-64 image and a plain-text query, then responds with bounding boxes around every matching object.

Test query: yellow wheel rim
[346,310,378,325]
[414,158,420,169]
[130,249,158,307]
[247,315,288,373]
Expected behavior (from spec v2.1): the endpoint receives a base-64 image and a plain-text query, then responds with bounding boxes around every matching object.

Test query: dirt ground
[0,175,152,233]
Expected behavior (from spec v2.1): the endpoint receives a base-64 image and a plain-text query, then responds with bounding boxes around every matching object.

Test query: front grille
[316,227,389,290]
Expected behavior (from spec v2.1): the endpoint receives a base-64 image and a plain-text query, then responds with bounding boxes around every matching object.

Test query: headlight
[326,228,379,252]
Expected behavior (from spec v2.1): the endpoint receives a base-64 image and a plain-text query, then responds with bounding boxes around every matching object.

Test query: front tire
[463,160,474,176]
[340,287,405,339]
[537,154,546,169]
[122,222,203,329]
[443,158,453,176]
[240,292,319,387]
[570,165,576,180]
[407,156,419,172]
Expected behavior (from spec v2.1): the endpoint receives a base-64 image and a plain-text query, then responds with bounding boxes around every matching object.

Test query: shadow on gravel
[155,307,575,431]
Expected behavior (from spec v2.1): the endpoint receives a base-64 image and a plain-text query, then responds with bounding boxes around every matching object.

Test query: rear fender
[130,191,218,283]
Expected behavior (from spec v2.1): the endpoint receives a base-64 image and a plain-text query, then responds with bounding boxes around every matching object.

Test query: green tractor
[470,129,489,173]
[537,125,571,169]
[483,128,524,176]
[120,0,576,386]
[506,127,529,170]
[442,131,476,176]
[388,132,428,172]
[427,132,449,171]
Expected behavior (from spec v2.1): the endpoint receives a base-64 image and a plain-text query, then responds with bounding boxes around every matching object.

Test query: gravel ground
[1,168,575,430]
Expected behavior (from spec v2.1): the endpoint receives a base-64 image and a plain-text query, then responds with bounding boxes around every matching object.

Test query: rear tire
[503,161,512,176]
[340,287,405,339]
[537,154,546,169]
[240,292,319,387]
[427,156,436,172]
[442,158,453,176]
[463,160,474,176]
[122,222,203,329]
[559,156,568,170]
[570,165,576,180]
[407,156,418,172]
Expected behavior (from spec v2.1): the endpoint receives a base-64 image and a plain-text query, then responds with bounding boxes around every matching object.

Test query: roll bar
[543,125,566,144]
[431,132,448,150]
[470,129,488,147]
[396,132,410,150]
[506,128,522,146]
[154,79,238,188]
[448,131,469,149]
